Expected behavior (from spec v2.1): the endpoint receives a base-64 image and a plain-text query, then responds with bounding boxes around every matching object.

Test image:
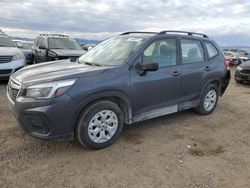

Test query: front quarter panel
[67,64,131,104]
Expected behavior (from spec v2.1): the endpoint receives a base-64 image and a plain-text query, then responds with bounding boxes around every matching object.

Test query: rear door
[178,38,208,102]
[130,38,182,116]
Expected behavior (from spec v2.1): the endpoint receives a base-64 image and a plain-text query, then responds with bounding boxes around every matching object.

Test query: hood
[240,61,250,68]
[12,59,107,84]
[50,49,86,57]
[0,47,19,56]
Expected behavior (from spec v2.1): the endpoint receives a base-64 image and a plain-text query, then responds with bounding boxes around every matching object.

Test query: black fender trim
[72,90,133,128]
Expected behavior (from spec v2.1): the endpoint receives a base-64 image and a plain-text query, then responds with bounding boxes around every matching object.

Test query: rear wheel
[76,100,124,149]
[195,84,219,115]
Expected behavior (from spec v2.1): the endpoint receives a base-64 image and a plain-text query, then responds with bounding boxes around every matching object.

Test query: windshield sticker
[127,38,143,43]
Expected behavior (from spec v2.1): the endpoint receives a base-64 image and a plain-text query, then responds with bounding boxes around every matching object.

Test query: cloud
[0,0,250,45]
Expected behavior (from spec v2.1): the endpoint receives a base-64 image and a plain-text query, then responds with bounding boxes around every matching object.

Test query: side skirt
[132,99,200,123]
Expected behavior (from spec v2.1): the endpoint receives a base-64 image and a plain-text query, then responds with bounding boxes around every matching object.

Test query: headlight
[12,51,26,61]
[25,79,76,99]
[236,66,243,71]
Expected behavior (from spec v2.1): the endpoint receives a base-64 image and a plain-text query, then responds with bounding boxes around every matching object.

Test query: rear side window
[181,39,204,64]
[205,42,219,58]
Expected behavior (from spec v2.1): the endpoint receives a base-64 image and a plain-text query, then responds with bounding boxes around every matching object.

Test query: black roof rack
[39,33,69,38]
[120,30,209,38]
[120,31,158,35]
[159,30,209,38]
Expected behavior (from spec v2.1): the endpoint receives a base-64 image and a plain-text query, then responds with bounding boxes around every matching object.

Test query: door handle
[172,71,180,76]
[205,66,211,71]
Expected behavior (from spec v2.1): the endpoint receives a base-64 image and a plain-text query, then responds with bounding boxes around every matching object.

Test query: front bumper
[0,59,26,78]
[7,90,78,141]
[235,69,250,82]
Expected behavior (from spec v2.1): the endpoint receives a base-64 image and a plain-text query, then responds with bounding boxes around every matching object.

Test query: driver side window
[143,39,177,68]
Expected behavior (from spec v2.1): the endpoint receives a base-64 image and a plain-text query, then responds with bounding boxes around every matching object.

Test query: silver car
[0,31,26,79]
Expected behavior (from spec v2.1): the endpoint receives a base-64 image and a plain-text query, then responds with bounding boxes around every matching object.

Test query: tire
[195,84,219,115]
[76,100,124,150]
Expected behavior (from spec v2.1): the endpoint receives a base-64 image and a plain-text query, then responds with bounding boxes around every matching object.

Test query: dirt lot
[0,69,250,188]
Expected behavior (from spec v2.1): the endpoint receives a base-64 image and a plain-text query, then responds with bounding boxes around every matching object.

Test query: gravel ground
[1,69,250,188]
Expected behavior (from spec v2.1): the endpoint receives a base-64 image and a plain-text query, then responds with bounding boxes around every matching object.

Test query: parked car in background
[7,30,230,149]
[223,48,250,59]
[80,43,96,51]
[0,30,26,80]
[32,34,86,63]
[235,61,250,84]
[223,51,249,66]
[224,59,235,67]
[13,40,33,64]
[237,49,250,60]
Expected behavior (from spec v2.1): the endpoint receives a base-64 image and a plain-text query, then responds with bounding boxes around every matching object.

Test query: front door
[130,38,182,117]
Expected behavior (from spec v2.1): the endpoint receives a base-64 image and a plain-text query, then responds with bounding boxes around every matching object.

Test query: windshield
[48,38,82,50]
[21,42,33,49]
[0,37,15,47]
[79,36,144,66]
[15,41,33,49]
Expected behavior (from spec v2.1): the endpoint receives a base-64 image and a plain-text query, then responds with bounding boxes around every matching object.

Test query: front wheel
[76,100,124,150]
[195,84,219,115]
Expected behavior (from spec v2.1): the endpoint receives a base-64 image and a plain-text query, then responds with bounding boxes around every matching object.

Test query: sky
[0,0,250,46]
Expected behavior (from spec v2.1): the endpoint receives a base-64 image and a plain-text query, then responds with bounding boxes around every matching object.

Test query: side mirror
[16,43,23,48]
[135,62,159,76]
[39,45,46,49]
[141,62,159,71]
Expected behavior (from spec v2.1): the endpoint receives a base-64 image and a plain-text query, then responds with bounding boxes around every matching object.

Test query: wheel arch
[200,78,221,97]
[72,90,132,132]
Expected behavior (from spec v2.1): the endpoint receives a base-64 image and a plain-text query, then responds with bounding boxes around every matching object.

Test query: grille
[8,79,21,103]
[0,69,12,75]
[0,56,12,64]
[241,70,250,75]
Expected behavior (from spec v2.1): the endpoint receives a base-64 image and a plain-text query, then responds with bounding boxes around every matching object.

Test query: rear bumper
[221,69,231,96]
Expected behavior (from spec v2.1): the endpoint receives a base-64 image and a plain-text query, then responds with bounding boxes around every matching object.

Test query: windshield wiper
[82,61,101,67]
[0,45,6,47]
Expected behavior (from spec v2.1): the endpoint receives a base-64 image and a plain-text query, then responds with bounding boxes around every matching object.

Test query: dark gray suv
[7,31,230,149]
[32,34,86,63]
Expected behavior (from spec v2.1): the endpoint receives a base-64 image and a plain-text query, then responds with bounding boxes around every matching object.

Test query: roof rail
[120,31,158,35]
[159,30,209,38]
[39,33,69,37]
